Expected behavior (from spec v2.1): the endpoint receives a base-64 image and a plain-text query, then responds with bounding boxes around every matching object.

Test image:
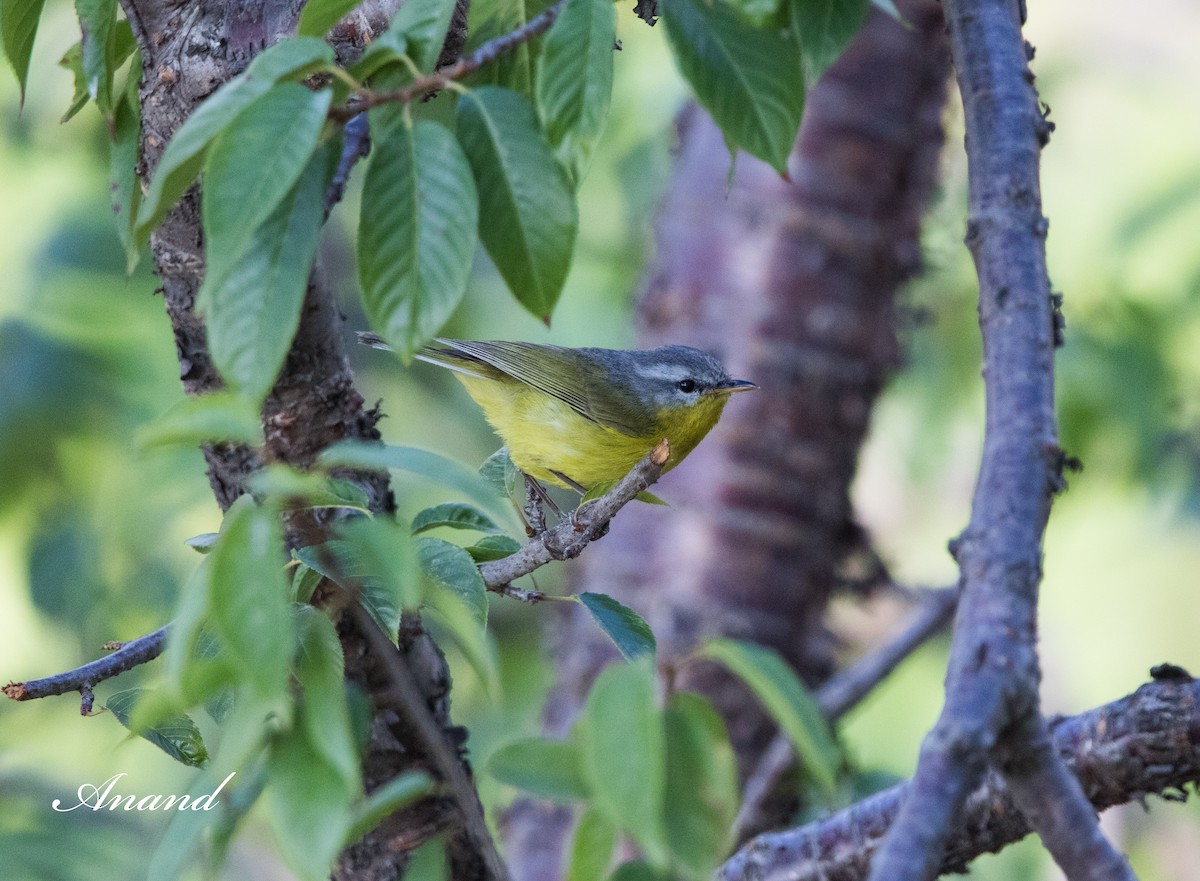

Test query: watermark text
[52,772,235,813]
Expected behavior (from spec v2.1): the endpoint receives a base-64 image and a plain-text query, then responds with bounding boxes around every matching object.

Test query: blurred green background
[3,0,1200,877]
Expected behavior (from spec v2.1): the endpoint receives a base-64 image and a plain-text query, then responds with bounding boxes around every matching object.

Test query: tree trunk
[118,2,490,877]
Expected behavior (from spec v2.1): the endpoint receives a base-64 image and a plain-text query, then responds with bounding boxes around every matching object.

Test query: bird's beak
[714,379,758,394]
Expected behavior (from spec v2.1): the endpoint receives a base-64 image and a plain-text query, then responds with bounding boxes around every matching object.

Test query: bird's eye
[676,379,697,393]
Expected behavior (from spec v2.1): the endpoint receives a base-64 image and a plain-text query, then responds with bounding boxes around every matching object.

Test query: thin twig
[329,0,570,122]
[733,587,959,841]
[0,443,661,705]
[350,603,513,881]
[325,111,371,214]
[819,587,959,719]
[479,441,671,593]
[492,583,546,603]
[720,672,1200,881]
[3,625,170,713]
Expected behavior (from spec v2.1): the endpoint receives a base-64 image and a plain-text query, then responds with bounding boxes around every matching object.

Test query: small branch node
[3,681,27,701]
[650,438,670,466]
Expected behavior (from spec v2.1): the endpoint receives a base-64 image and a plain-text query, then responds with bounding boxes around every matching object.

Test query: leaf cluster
[487,640,842,881]
[0,0,883,399]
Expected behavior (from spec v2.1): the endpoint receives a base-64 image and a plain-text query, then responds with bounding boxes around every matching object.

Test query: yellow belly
[456,374,656,489]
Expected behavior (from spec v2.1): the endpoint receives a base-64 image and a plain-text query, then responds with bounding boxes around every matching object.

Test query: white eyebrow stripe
[633,363,693,383]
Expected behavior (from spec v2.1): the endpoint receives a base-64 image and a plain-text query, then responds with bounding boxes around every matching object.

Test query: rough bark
[116,2,491,878]
[504,0,952,876]
[720,670,1200,880]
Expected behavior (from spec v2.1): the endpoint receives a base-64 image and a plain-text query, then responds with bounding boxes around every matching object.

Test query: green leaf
[536,0,615,183]
[74,0,116,111]
[424,584,499,694]
[579,663,667,864]
[291,562,325,603]
[147,695,272,881]
[210,498,292,702]
[203,681,235,724]
[0,0,47,105]
[58,41,89,122]
[320,441,506,514]
[346,771,436,844]
[359,112,478,361]
[465,534,522,562]
[412,502,502,535]
[479,447,520,498]
[464,0,531,93]
[137,390,262,450]
[724,0,781,20]
[608,861,674,881]
[567,808,617,881]
[135,37,334,244]
[248,464,372,513]
[579,479,667,506]
[298,0,364,37]
[110,58,143,271]
[299,539,400,626]
[576,592,656,662]
[663,692,738,877]
[486,738,589,802]
[201,83,331,306]
[159,559,221,709]
[789,0,869,83]
[60,14,132,123]
[404,839,448,881]
[872,0,904,21]
[390,0,459,73]
[265,725,353,881]
[662,0,805,172]
[204,140,333,403]
[418,537,488,628]
[106,688,209,767]
[699,638,840,792]
[348,28,408,82]
[335,516,422,626]
[456,85,578,320]
[295,527,418,639]
[294,607,360,798]
[186,532,220,554]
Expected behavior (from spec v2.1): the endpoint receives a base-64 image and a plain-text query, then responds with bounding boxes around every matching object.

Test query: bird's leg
[547,470,607,536]
[522,473,564,536]
[568,500,610,539]
[522,475,545,536]
[550,470,588,495]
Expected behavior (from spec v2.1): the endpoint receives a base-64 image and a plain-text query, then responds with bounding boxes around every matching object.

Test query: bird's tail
[356,331,393,352]
[357,331,492,379]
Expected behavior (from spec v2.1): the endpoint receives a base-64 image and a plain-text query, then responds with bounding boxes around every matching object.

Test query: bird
[358,334,757,494]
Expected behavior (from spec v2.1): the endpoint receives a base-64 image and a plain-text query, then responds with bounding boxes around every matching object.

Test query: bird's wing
[414,345,499,380]
[427,340,651,436]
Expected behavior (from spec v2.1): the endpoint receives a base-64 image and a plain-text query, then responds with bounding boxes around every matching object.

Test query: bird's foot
[522,473,565,536]
[569,501,610,540]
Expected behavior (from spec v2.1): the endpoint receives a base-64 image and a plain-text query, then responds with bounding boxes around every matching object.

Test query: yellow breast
[453,373,730,491]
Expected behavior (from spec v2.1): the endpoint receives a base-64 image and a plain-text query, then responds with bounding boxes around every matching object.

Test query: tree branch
[3,626,169,713]
[329,0,569,121]
[733,587,958,841]
[479,440,671,592]
[864,1,1132,878]
[350,604,512,881]
[720,671,1200,881]
[325,112,371,214]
